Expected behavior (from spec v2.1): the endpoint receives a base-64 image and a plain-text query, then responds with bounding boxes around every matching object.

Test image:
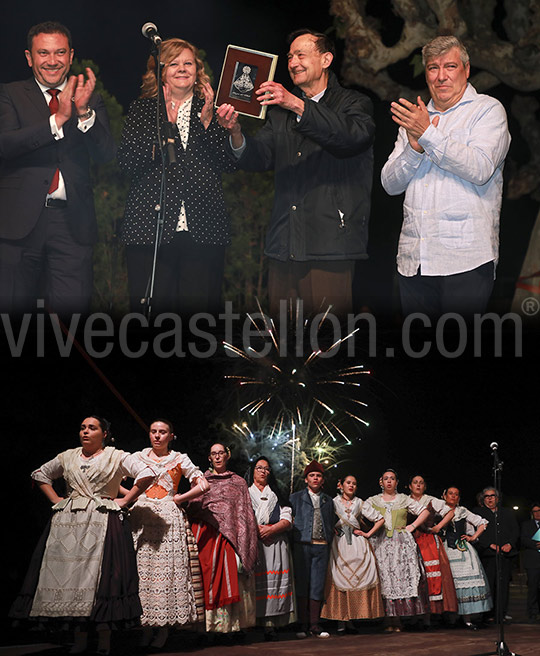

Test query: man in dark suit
[474,487,520,623]
[289,460,335,639]
[0,21,116,316]
[521,502,540,623]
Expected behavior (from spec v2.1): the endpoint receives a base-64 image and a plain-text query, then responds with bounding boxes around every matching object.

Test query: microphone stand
[488,445,520,656]
[140,39,178,321]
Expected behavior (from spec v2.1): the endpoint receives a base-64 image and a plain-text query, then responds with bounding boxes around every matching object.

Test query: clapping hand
[390,96,440,152]
[200,82,214,129]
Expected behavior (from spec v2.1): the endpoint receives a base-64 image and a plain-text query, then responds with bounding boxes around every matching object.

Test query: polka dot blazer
[118,95,236,246]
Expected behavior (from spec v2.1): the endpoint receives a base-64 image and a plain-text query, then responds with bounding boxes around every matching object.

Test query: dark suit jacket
[521,519,540,569]
[474,505,520,558]
[117,95,236,247]
[289,488,335,544]
[0,77,116,244]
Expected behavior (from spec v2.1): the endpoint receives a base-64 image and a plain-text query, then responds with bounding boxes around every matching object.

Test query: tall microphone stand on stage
[488,442,520,656]
[140,23,178,321]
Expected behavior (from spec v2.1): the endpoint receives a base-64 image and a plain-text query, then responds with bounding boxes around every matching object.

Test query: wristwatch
[77,107,94,121]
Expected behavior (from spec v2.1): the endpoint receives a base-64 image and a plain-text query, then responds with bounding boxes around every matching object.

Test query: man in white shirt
[381,36,511,320]
[0,21,115,316]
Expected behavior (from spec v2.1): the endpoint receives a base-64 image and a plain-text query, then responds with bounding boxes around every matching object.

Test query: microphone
[142,22,162,45]
[162,122,178,165]
[490,442,498,451]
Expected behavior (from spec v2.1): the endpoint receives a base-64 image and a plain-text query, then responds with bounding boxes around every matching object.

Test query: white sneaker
[316,631,330,638]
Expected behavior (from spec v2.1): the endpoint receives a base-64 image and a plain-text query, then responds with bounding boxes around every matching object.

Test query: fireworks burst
[223,303,371,491]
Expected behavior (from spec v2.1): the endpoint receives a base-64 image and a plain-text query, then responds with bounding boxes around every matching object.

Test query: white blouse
[249,484,292,526]
[409,493,452,516]
[133,448,203,496]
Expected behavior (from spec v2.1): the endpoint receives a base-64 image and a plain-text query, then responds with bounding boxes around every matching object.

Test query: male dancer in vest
[289,460,335,638]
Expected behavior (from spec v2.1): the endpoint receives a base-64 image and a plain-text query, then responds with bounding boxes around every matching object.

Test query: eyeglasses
[210,450,227,457]
[255,466,271,473]
[484,494,497,498]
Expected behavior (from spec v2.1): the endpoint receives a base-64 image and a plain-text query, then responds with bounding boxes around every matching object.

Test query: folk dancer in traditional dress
[289,460,336,639]
[321,474,385,632]
[440,486,492,630]
[188,443,259,638]
[408,474,458,627]
[365,469,431,632]
[126,419,209,650]
[247,456,295,641]
[10,416,155,655]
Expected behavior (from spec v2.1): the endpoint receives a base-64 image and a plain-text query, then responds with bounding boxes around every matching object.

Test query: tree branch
[330,0,540,99]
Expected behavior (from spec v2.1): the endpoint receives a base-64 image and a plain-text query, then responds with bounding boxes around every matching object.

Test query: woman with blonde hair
[118,38,235,316]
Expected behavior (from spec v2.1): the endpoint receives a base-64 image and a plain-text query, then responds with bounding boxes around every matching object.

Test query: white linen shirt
[381,83,511,277]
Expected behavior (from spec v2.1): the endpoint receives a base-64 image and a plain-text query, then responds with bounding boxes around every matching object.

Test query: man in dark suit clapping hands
[0,21,116,316]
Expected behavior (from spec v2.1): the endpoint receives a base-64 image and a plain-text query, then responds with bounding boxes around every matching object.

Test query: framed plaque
[215,45,278,119]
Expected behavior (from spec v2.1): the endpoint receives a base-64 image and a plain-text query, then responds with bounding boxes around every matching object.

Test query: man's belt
[45,198,67,208]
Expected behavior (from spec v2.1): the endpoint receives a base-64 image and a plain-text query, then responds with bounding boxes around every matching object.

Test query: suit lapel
[23,77,51,118]
[23,77,77,135]
[186,96,203,149]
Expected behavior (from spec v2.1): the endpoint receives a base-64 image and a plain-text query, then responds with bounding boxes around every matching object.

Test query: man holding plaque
[217,29,375,319]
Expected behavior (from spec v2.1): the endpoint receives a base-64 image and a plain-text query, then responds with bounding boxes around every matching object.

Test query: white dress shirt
[35,78,96,201]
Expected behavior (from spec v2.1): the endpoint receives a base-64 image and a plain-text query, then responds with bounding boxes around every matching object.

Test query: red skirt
[415,532,458,614]
[191,521,240,610]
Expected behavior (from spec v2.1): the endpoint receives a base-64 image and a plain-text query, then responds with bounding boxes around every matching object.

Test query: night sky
[2,0,539,620]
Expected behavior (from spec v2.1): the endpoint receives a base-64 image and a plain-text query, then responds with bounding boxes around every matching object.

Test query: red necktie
[47,88,60,194]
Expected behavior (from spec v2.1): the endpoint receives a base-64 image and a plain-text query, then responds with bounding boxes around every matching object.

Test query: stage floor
[2,580,537,656]
[3,622,538,656]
